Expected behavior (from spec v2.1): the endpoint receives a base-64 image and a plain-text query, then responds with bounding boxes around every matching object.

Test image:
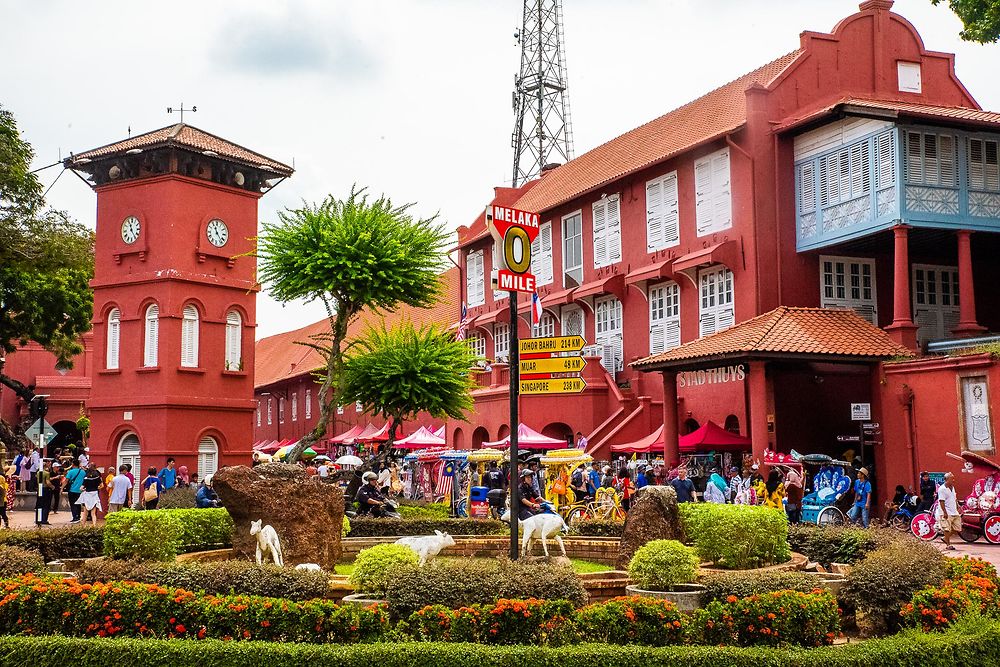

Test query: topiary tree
[254,187,449,463]
[628,539,699,591]
[349,543,420,597]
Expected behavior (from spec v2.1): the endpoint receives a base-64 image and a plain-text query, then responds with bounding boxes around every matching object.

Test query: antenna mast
[511,0,574,186]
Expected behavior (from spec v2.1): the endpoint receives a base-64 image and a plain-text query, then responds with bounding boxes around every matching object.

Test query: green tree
[932,0,1000,42]
[341,321,476,448]
[254,187,449,463]
[0,105,94,439]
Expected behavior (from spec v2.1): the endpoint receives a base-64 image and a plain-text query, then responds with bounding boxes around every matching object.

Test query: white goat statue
[394,530,456,565]
[295,563,323,572]
[250,519,284,567]
[500,509,568,558]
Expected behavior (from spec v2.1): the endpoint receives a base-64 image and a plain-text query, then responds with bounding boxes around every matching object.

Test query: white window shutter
[467,251,485,307]
[712,149,732,232]
[305,389,312,419]
[695,155,714,235]
[532,222,553,286]
[181,305,199,368]
[592,200,608,267]
[699,311,716,338]
[649,323,665,355]
[717,305,735,331]
[225,311,242,369]
[107,309,121,370]
[646,178,663,252]
[607,196,622,263]
[198,436,218,478]
[144,305,158,367]
[663,175,679,245]
[798,163,816,213]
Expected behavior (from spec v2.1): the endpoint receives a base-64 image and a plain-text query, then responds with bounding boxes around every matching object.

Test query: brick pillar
[953,230,986,337]
[748,360,770,463]
[661,371,679,467]
[885,225,919,350]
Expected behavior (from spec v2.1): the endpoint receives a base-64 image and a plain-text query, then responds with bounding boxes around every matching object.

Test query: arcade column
[885,225,919,351]
[953,230,986,337]
[748,360,772,462]
[661,371,679,467]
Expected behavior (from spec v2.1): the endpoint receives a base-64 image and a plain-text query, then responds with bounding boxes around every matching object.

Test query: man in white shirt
[317,463,330,478]
[937,472,961,551]
[78,448,90,469]
[108,465,134,513]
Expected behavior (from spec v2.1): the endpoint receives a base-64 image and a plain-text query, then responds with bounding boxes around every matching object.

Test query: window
[267,398,272,425]
[106,308,121,370]
[819,142,871,207]
[356,401,363,413]
[594,296,623,374]
[913,264,960,345]
[256,403,261,427]
[530,222,554,286]
[494,323,510,361]
[533,312,555,338]
[648,281,681,355]
[468,332,486,359]
[117,433,141,474]
[291,392,298,421]
[694,148,732,236]
[897,61,921,93]
[305,389,312,419]
[143,304,159,367]
[466,250,485,307]
[698,266,735,337]
[905,131,956,187]
[646,172,680,251]
[562,211,583,287]
[278,397,285,423]
[225,310,242,370]
[968,138,1000,192]
[561,305,584,338]
[181,304,199,368]
[198,436,218,478]
[820,256,877,324]
[592,195,622,268]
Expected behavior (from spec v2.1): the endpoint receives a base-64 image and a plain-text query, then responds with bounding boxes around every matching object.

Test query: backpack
[143,480,160,502]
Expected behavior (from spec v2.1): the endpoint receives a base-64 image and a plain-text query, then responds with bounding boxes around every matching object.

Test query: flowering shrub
[0,574,388,643]
[901,558,1000,633]
[943,556,999,584]
[628,540,698,590]
[690,589,840,647]
[576,596,685,646]
[405,598,576,645]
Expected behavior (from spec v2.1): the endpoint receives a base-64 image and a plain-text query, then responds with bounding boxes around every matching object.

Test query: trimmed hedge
[678,504,790,569]
[102,508,234,560]
[0,526,104,561]
[786,524,899,567]
[0,546,45,578]
[1,618,999,666]
[568,519,623,537]
[700,570,822,603]
[347,517,505,537]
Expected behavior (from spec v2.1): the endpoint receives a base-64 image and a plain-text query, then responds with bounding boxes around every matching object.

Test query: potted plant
[625,539,705,612]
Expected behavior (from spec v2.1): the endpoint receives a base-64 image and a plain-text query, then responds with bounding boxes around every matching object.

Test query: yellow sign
[519,335,586,354]
[519,356,586,374]
[520,377,588,395]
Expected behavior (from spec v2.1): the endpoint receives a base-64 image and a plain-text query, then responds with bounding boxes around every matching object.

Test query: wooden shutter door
[663,174,679,245]
[695,156,714,235]
[646,178,663,251]
[712,149,732,231]
[592,201,607,267]
[607,196,622,263]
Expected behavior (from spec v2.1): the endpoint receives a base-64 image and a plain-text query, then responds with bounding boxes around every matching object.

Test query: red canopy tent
[356,422,390,442]
[611,421,751,454]
[394,426,446,449]
[483,424,568,450]
[254,439,280,454]
[330,425,364,445]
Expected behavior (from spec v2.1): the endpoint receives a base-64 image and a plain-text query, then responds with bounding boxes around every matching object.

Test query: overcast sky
[3,0,997,339]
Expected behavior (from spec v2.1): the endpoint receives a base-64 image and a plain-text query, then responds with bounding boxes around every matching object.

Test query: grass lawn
[334,556,611,576]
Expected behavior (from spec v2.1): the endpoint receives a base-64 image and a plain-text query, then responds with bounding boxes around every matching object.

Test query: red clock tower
[65,124,292,478]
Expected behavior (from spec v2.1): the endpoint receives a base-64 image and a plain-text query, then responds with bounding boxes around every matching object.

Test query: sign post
[850,403,872,469]
[487,204,540,560]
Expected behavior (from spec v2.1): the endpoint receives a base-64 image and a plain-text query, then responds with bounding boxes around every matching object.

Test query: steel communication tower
[511,0,574,186]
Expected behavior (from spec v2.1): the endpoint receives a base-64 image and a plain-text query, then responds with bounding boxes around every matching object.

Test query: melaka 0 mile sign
[487,205,539,293]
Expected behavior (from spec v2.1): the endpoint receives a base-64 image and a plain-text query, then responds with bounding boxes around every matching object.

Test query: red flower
[175,624,186,633]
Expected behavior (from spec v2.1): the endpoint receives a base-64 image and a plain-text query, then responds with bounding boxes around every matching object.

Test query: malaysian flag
[436,461,453,501]
[456,301,468,341]
[531,292,543,325]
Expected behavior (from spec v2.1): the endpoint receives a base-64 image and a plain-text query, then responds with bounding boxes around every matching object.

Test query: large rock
[213,463,344,569]
[616,485,681,570]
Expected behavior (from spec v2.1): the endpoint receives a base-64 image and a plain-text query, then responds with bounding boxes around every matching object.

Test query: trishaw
[467,448,504,519]
[406,447,447,501]
[438,450,470,517]
[539,448,592,524]
[911,451,1000,543]
[797,454,854,526]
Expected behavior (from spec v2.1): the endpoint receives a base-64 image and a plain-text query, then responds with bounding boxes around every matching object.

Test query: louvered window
[106,308,121,370]
[530,222,554,286]
[198,436,218,478]
[533,312,555,338]
[224,310,242,370]
[291,392,298,421]
[913,264,960,345]
[267,398,272,425]
[466,250,485,307]
[646,172,680,251]
[595,296,623,374]
[305,389,312,419]
[797,162,816,215]
[355,401,363,413]
[256,403,261,427]
[968,138,1000,192]
[875,131,896,189]
[494,323,510,361]
[694,148,732,236]
[143,304,159,367]
[820,256,878,324]
[648,281,681,355]
[592,195,622,268]
[905,131,956,187]
[279,397,285,423]
[180,305,199,368]
[562,212,583,286]
[117,433,141,475]
[698,266,735,337]
[819,143,871,207]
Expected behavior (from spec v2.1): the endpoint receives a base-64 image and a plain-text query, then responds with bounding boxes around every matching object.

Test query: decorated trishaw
[466,448,504,519]
[539,448,592,523]
[763,449,852,525]
[438,450,471,517]
[911,451,1000,543]
[406,447,447,501]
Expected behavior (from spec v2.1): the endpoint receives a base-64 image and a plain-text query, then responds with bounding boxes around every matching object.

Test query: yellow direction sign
[520,377,588,395]
[519,335,586,354]
[519,356,586,374]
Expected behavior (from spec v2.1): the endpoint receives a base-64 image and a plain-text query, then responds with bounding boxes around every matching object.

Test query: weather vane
[167,103,197,123]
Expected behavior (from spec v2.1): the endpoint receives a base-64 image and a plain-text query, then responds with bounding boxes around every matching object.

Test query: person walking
[937,472,961,551]
[670,468,696,502]
[784,469,803,523]
[64,460,86,523]
[918,471,937,512]
[704,471,729,504]
[847,467,873,527]
[49,462,65,514]
[34,460,54,526]
[77,464,104,525]
[107,465,133,514]
[762,469,785,510]
[620,470,635,511]
[141,467,165,510]
[26,447,41,493]
[0,473,9,529]
[157,458,178,491]
[13,450,25,492]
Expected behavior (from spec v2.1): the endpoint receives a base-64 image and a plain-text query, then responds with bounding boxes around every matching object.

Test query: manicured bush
[0,526,104,561]
[843,538,945,635]
[396,502,451,520]
[347,517,505,537]
[76,559,330,601]
[386,558,588,619]
[786,523,897,567]
[576,596,686,646]
[628,540,698,590]
[0,546,45,578]
[700,570,823,603]
[568,519,623,537]
[690,589,840,647]
[679,504,790,569]
[103,510,184,561]
[166,508,234,551]
[902,576,999,630]
[153,487,197,510]
[350,544,420,597]
[0,573,388,643]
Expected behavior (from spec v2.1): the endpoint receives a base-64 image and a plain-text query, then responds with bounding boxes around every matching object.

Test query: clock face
[206,219,229,248]
[121,216,140,244]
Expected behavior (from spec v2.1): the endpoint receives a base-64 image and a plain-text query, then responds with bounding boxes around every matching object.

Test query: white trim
[648,281,681,355]
[646,172,680,252]
[913,263,960,345]
[225,310,242,370]
[819,255,878,325]
[595,295,623,374]
[698,266,735,337]
[592,194,622,268]
[466,249,485,307]
[117,432,141,475]
[197,436,219,478]
[694,148,732,236]
[305,389,312,420]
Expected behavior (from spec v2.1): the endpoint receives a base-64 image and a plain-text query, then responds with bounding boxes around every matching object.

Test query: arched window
[143,304,159,367]
[106,308,121,370]
[198,436,219,478]
[724,414,741,434]
[181,304,199,368]
[117,433,141,474]
[225,310,242,370]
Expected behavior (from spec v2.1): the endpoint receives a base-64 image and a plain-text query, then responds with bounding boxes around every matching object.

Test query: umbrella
[336,454,363,467]
[314,455,331,462]
[300,447,318,459]
[273,446,291,460]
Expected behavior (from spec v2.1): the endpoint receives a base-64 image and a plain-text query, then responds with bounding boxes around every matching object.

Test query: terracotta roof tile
[776,98,1000,133]
[512,50,801,214]
[633,306,912,369]
[69,124,293,175]
[255,266,460,388]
